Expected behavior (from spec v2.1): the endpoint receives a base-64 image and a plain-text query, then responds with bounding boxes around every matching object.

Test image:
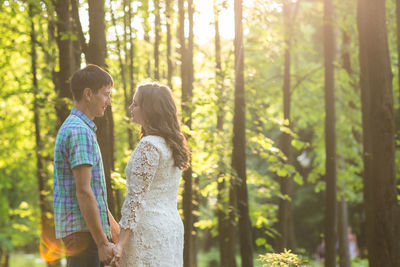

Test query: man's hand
[98,241,115,265]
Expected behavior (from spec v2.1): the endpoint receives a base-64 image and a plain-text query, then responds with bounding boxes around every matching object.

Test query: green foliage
[2,0,399,263]
[258,249,304,267]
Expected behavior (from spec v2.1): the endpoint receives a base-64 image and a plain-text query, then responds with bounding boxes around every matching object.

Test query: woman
[113,83,190,266]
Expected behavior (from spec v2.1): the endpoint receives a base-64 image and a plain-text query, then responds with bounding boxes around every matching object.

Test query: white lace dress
[119,135,184,267]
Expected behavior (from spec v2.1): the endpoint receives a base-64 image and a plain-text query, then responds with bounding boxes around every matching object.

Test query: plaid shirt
[53,107,111,239]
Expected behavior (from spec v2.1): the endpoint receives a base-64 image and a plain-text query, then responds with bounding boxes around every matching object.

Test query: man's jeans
[62,232,103,267]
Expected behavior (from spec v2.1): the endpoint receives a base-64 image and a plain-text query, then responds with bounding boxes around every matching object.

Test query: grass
[197,247,369,267]
[197,248,271,267]
[10,251,368,267]
[10,253,66,267]
[10,253,47,267]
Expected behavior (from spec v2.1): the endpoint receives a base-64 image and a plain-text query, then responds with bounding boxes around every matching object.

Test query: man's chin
[95,110,106,118]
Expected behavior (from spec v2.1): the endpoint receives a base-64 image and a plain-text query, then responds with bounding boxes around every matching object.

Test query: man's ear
[83,88,92,101]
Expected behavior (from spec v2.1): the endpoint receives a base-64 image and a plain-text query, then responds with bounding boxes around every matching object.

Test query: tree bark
[233,0,253,266]
[338,197,350,267]
[154,0,161,80]
[323,0,337,265]
[179,0,194,266]
[166,0,173,89]
[142,0,151,77]
[87,0,116,216]
[278,0,294,252]
[396,0,400,139]
[357,0,400,265]
[214,1,236,266]
[54,0,76,126]
[30,4,61,266]
[341,31,352,75]
[110,0,133,151]
[187,1,198,265]
[127,0,136,121]
[338,30,353,267]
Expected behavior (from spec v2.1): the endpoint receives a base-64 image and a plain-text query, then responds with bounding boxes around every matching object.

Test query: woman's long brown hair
[135,83,190,170]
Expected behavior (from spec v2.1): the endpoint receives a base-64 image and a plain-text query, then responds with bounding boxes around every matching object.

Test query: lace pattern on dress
[119,140,160,231]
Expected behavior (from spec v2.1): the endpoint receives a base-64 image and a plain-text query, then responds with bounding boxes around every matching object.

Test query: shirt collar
[71,107,97,132]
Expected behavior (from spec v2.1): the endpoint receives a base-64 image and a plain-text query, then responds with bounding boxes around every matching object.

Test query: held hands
[110,243,123,267]
[98,241,115,265]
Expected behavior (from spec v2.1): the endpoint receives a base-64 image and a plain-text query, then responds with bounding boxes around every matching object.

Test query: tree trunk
[214,1,236,266]
[323,0,337,265]
[179,0,194,266]
[154,0,161,80]
[341,31,352,75]
[233,0,253,266]
[71,0,88,60]
[338,30,352,267]
[127,0,136,124]
[87,0,116,216]
[4,253,9,267]
[187,1,198,265]
[338,197,350,267]
[142,0,151,77]
[30,5,62,266]
[54,0,76,126]
[166,0,173,90]
[396,0,400,141]
[357,0,400,265]
[110,0,133,151]
[278,0,294,252]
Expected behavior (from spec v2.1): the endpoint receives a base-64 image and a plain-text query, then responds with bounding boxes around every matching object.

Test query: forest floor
[10,253,49,267]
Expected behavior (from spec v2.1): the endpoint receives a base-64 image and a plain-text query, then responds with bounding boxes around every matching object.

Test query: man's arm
[73,164,114,264]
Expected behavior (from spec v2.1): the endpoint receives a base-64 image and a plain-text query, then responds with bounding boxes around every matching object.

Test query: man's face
[90,85,112,118]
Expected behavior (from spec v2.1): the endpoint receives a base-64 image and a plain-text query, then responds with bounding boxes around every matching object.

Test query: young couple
[53,65,190,267]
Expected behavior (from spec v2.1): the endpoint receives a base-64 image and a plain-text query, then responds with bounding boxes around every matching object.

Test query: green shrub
[258,249,303,267]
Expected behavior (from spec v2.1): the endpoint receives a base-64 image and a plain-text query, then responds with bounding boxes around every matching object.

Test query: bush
[258,249,303,267]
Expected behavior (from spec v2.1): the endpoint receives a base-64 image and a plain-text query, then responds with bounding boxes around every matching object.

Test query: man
[53,65,119,266]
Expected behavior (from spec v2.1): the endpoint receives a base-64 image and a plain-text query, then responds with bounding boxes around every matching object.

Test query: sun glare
[194,0,235,44]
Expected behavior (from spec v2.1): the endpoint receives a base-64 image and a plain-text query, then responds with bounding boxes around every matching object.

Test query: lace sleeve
[119,140,160,231]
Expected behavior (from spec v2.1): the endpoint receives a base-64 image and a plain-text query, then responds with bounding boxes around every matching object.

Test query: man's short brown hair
[70,64,113,101]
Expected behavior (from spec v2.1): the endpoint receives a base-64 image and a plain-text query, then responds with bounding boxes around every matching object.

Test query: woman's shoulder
[139,135,167,149]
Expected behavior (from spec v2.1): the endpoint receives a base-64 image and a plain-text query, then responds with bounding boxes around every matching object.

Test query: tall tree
[396,0,400,141]
[142,0,152,77]
[357,0,400,265]
[338,196,350,267]
[154,0,161,80]
[277,0,299,252]
[337,29,353,267]
[109,0,133,151]
[187,0,199,265]
[323,0,337,265]
[233,0,253,266]
[86,0,116,216]
[53,0,77,125]
[178,0,194,266]
[165,0,174,89]
[214,1,236,266]
[30,3,61,266]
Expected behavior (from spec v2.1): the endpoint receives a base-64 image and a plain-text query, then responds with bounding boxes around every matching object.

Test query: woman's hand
[111,243,123,266]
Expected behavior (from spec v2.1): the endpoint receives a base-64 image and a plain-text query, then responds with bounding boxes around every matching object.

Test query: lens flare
[39,233,88,262]
[39,234,64,262]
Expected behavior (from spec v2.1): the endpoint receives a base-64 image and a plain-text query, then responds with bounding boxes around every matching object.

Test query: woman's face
[129,93,145,126]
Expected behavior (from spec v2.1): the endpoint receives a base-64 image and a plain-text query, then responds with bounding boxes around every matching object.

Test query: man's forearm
[76,189,108,247]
